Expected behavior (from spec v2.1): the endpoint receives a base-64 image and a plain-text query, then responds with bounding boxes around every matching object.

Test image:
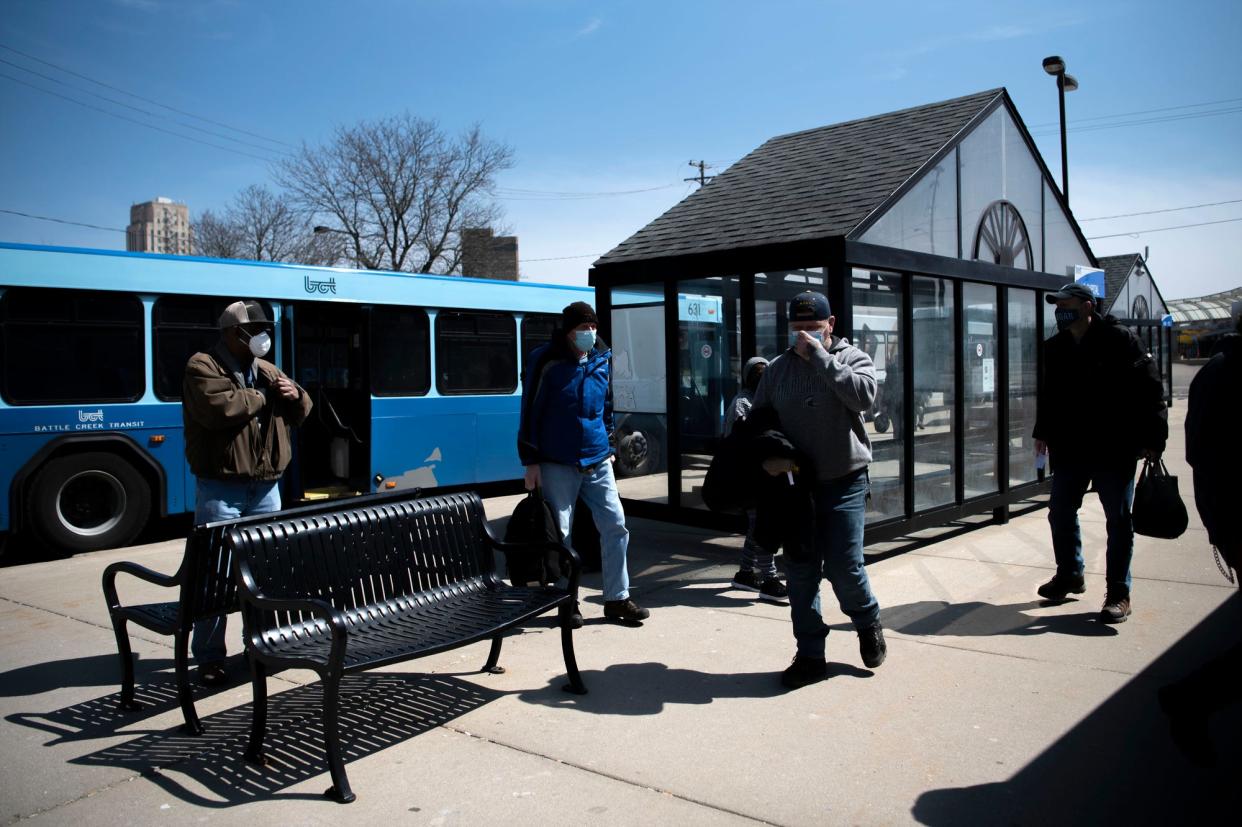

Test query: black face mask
[1054,308,1081,331]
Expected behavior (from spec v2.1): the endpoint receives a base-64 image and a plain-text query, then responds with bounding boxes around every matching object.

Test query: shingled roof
[595,88,1005,266]
[1096,253,1141,311]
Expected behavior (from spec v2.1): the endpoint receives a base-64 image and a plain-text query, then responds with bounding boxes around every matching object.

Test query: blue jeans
[1047,461,1136,592]
[740,509,777,578]
[191,477,281,665]
[787,469,879,658]
[539,460,631,602]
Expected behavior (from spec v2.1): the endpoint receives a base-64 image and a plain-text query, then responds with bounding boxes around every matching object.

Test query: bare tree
[276,114,514,274]
[194,208,244,259]
[194,185,341,265]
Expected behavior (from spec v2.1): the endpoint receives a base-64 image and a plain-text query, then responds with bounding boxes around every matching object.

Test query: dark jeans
[1047,461,1137,592]
[786,469,880,658]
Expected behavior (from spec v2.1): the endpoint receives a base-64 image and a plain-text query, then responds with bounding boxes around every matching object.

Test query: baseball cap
[218,300,271,329]
[789,291,832,321]
[1044,283,1095,304]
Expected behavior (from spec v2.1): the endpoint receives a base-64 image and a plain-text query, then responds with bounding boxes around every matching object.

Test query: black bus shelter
[589,88,1101,542]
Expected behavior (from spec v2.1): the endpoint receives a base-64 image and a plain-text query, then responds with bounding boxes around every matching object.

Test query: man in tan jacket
[182,299,312,684]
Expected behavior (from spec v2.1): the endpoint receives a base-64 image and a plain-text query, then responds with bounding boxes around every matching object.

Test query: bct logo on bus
[304,276,338,295]
[78,409,104,423]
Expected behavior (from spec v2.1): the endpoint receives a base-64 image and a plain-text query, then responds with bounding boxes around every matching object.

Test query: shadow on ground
[911,592,1242,825]
[10,672,500,806]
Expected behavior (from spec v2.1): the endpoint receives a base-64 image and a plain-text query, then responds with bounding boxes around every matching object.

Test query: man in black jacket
[1033,283,1167,623]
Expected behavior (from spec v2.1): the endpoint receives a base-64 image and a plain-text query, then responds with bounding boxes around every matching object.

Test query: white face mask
[572,329,597,353]
[789,329,824,348]
[241,329,272,358]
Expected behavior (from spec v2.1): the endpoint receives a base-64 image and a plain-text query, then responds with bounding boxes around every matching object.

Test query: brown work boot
[1100,588,1131,624]
[604,598,650,624]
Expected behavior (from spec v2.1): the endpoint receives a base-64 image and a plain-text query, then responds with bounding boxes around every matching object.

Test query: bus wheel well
[11,435,167,537]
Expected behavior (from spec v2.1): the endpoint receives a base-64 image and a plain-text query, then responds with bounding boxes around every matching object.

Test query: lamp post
[1042,55,1079,204]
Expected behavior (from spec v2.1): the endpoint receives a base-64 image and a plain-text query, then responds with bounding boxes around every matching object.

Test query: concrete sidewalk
[1,404,1237,825]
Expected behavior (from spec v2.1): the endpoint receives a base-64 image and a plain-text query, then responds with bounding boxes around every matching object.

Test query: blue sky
[1,0,1239,297]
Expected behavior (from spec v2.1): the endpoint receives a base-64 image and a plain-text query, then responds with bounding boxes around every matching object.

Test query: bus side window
[152,297,274,401]
[0,288,144,404]
[371,306,430,396]
[435,311,516,395]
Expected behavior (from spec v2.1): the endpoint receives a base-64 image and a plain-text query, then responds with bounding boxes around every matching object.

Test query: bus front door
[289,302,372,499]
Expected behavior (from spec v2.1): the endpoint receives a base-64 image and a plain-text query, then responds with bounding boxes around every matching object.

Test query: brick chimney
[461,228,519,280]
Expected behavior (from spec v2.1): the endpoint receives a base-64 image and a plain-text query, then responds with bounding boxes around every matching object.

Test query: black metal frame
[232,490,586,804]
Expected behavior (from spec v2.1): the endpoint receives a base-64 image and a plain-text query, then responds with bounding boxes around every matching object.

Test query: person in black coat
[1032,283,1167,623]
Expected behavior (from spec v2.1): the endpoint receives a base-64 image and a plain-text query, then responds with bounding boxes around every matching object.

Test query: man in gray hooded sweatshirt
[752,290,886,688]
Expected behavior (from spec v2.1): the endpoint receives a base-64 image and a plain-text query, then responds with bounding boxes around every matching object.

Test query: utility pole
[684,160,714,187]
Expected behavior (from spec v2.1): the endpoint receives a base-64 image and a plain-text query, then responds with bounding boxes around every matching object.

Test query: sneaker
[780,655,829,689]
[1100,589,1131,624]
[858,623,887,668]
[731,570,761,592]
[604,598,650,624]
[1036,573,1086,601]
[758,578,789,603]
[197,662,228,687]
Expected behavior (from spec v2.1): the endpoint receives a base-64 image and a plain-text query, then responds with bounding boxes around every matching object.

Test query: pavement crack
[5,770,146,825]
[440,724,782,825]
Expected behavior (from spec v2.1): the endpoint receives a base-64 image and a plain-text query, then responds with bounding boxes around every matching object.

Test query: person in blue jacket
[517,301,650,625]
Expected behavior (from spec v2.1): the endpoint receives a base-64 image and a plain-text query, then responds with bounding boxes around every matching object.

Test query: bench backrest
[227,491,495,618]
[179,487,427,624]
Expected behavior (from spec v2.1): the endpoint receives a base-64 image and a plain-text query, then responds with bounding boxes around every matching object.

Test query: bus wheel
[27,452,151,554]
[615,425,661,478]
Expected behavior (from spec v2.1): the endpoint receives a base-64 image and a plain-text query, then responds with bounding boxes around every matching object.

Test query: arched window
[1131,295,1150,319]
[972,200,1033,269]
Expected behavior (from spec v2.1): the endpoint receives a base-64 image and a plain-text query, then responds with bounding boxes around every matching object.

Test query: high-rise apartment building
[126,197,194,255]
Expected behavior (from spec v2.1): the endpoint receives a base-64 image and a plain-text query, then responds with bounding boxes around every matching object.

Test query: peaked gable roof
[595,88,1005,266]
[1097,253,1140,309]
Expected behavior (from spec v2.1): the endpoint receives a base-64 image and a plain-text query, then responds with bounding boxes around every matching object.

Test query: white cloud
[573,17,602,39]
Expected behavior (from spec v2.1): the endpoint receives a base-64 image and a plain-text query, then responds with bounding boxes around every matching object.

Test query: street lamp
[313,225,345,235]
[1042,55,1079,204]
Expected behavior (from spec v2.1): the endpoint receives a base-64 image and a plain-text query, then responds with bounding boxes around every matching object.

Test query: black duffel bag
[1132,458,1189,539]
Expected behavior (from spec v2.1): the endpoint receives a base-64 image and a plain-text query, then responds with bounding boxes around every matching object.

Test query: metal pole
[1058,74,1069,203]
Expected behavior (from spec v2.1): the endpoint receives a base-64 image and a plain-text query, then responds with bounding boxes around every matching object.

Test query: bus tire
[615,424,662,478]
[27,452,151,554]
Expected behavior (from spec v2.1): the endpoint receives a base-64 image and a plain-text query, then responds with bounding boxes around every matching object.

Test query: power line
[495,183,682,200]
[0,71,281,163]
[1029,105,1242,137]
[519,253,599,262]
[1026,96,1242,129]
[1086,216,1242,239]
[0,208,125,233]
[0,41,292,148]
[0,56,289,155]
[1079,198,1242,222]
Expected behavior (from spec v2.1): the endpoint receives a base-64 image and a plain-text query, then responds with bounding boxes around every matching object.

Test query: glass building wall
[912,276,956,510]
[852,269,905,523]
[1007,288,1039,487]
[962,282,999,498]
[610,283,668,504]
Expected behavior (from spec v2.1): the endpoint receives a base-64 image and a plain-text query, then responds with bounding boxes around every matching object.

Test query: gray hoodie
[751,336,877,482]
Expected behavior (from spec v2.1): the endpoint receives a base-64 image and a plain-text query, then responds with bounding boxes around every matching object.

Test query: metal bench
[101,490,420,735]
[230,490,585,803]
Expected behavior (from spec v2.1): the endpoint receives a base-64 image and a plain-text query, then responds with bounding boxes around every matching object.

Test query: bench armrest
[102,560,180,610]
[235,560,346,632]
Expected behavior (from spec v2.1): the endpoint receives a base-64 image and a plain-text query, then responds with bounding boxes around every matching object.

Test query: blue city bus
[0,242,591,554]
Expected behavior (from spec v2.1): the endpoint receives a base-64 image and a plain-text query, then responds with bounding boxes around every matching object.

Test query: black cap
[1045,283,1096,304]
[560,301,598,332]
[789,291,831,321]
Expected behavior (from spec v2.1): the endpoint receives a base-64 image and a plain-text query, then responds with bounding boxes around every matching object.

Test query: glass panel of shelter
[610,283,669,504]
[1007,288,1039,487]
[675,276,741,510]
[962,282,1000,498]
[851,269,906,523]
[912,276,956,510]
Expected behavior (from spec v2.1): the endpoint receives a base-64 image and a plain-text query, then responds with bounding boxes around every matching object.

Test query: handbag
[1132,458,1189,539]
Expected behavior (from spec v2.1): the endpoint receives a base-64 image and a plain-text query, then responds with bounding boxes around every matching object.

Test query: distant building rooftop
[1167,286,1242,323]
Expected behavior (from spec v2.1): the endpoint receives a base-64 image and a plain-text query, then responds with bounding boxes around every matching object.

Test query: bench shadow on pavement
[911,592,1242,825]
[12,672,501,807]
